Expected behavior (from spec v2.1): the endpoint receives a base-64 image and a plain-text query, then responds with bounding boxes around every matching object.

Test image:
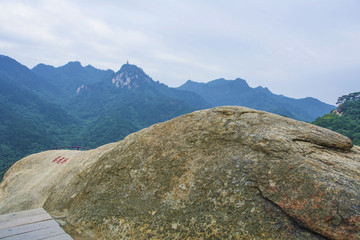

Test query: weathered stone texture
[1,106,359,239]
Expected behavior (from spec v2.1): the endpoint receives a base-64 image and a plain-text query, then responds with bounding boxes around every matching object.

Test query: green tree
[313,92,360,146]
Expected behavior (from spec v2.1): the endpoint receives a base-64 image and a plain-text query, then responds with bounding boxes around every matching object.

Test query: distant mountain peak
[0,54,13,60]
[62,61,82,69]
[184,79,205,85]
[32,63,56,73]
[112,63,154,89]
[0,54,30,73]
[118,62,144,74]
[66,61,82,66]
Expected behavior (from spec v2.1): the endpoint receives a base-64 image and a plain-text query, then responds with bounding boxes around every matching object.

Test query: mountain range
[178,79,334,122]
[0,54,335,176]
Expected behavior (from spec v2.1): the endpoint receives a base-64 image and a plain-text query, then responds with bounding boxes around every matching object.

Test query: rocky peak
[112,62,154,89]
[0,106,359,239]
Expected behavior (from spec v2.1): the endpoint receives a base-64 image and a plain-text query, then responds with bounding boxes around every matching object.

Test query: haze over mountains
[0,54,335,176]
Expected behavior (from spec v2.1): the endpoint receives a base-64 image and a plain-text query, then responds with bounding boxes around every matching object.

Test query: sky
[0,0,359,105]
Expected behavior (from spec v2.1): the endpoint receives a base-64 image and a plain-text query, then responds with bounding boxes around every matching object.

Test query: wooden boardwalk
[0,208,73,240]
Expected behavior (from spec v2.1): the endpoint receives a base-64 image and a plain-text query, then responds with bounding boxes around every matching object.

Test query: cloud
[0,0,359,104]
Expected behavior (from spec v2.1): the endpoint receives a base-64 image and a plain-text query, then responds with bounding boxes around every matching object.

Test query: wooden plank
[0,208,73,240]
[0,219,58,238]
[0,226,66,240]
[42,233,73,240]
[0,209,46,222]
[0,214,52,230]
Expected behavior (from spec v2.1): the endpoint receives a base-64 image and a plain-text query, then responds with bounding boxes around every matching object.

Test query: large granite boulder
[1,106,359,239]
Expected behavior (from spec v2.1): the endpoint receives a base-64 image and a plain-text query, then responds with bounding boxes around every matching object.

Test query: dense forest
[313,92,360,145]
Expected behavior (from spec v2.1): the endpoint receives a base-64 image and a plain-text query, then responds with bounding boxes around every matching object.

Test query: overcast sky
[1,0,359,104]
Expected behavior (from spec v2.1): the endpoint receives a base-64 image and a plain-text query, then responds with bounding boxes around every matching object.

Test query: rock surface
[1,106,360,239]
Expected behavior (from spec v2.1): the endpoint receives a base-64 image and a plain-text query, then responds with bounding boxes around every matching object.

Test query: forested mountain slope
[0,73,74,176]
[0,54,338,178]
[0,56,209,177]
[313,92,360,145]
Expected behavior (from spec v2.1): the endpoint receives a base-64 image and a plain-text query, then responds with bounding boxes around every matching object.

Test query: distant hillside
[178,78,335,122]
[0,54,339,179]
[34,62,210,147]
[0,55,210,178]
[313,92,360,145]
[68,64,205,147]
[32,61,115,101]
[0,55,62,99]
[0,72,74,177]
